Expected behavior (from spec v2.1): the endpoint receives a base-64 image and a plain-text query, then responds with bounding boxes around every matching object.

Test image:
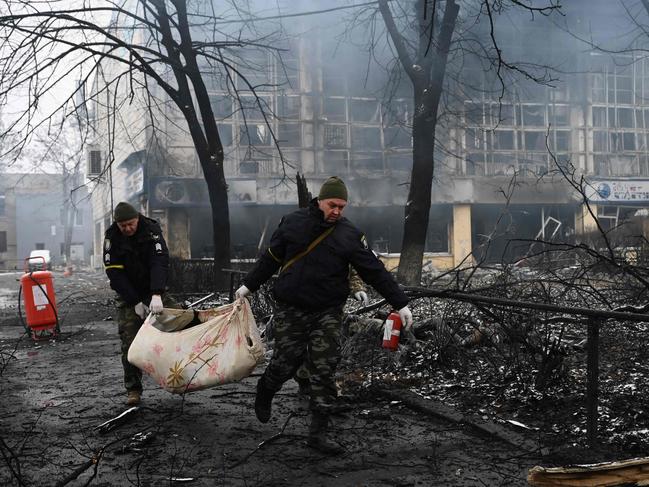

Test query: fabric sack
[127,298,264,394]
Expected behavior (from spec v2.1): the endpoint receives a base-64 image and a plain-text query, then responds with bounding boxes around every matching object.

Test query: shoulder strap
[280,226,335,274]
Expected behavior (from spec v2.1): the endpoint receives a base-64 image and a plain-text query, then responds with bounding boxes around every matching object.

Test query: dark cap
[318,176,348,201]
[114,202,139,222]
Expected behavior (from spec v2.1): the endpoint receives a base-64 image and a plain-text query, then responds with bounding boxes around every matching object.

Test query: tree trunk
[198,154,230,291]
[394,0,460,286]
[156,0,231,290]
[397,86,438,285]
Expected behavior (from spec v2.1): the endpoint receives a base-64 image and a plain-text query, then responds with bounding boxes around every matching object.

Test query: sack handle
[280,226,335,274]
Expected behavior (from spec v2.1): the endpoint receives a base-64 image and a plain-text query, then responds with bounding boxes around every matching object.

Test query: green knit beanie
[114,202,139,222]
[318,176,348,201]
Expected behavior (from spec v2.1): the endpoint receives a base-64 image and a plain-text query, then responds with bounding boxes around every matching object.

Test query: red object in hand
[382,311,402,350]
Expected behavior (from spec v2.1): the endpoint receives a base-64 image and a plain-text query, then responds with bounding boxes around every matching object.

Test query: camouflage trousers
[116,295,177,393]
[261,303,344,413]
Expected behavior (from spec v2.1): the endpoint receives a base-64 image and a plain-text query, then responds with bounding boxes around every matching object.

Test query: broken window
[278,122,301,147]
[640,155,649,176]
[593,106,607,127]
[465,153,485,175]
[352,126,382,151]
[551,105,570,126]
[554,130,571,152]
[593,131,609,152]
[240,123,271,146]
[595,155,610,175]
[277,95,300,120]
[323,97,346,122]
[490,103,515,125]
[350,99,380,123]
[614,72,633,104]
[617,107,634,128]
[239,96,272,121]
[384,126,411,149]
[610,132,636,151]
[609,156,637,175]
[597,205,620,231]
[218,124,233,146]
[523,131,546,151]
[383,99,411,126]
[521,105,545,126]
[464,101,484,125]
[493,130,515,150]
[622,132,636,151]
[638,133,647,152]
[210,95,234,120]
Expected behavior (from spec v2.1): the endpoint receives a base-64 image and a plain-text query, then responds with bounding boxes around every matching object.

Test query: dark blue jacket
[244,199,408,311]
[103,215,169,305]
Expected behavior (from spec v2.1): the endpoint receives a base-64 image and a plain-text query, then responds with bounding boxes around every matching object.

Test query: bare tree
[0,0,283,288]
[356,0,561,285]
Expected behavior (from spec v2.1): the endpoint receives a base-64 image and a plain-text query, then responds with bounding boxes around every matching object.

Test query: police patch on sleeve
[360,235,369,249]
[104,238,111,251]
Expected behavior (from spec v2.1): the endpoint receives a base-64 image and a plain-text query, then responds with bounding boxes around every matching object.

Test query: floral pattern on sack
[133,299,264,393]
[142,361,156,376]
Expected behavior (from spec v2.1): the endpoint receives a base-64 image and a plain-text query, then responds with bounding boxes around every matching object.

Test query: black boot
[307,412,344,455]
[255,378,275,423]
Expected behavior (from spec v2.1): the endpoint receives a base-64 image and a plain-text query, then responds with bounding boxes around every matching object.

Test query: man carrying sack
[236,176,413,454]
[104,202,174,405]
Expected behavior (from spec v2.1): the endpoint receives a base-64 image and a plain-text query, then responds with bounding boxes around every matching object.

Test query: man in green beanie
[236,176,412,454]
[103,201,173,405]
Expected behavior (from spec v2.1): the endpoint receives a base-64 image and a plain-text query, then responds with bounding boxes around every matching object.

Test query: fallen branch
[94,406,140,434]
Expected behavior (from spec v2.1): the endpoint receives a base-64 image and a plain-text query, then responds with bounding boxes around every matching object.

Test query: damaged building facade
[85,1,649,270]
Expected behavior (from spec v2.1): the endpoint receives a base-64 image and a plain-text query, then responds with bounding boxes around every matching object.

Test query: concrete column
[452,204,472,268]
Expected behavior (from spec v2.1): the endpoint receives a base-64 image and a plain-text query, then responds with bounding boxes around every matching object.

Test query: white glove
[354,291,369,306]
[149,294,163,315]
[134,302,148,319]
[235,285,251,299]
[398,306,413,331]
